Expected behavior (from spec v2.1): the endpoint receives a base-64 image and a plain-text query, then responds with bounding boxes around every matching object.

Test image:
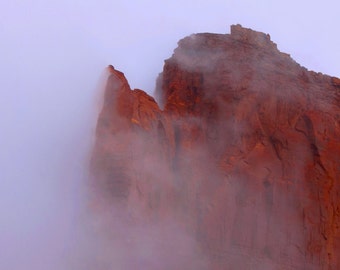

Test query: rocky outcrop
[90,25,340,269]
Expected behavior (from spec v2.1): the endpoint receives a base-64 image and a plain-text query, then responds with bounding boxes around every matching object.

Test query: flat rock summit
[90,25,340,269]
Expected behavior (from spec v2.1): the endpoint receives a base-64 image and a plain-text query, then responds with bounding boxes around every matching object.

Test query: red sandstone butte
[91,25,340,269]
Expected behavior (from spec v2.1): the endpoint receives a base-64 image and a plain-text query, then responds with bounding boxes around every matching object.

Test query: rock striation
[90,25,340,269]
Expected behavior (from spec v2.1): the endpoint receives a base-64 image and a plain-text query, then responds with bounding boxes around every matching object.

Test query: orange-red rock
[91,25,340,269]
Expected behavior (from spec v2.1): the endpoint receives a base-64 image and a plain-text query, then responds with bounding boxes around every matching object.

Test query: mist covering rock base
[90,25,340,269]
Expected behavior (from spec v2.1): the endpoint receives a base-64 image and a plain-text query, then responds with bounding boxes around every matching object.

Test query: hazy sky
[1,0,339,92]
[0,0,339,269]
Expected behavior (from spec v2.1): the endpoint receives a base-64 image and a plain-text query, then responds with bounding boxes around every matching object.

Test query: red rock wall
[91,25,340,269]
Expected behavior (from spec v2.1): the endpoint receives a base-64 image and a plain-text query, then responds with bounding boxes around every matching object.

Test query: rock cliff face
[90,25,340,269]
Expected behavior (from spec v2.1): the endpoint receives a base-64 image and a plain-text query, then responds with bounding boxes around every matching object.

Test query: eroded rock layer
[91,25,340,269]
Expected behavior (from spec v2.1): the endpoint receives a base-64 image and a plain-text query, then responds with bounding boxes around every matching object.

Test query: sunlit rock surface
[91,25,340,269]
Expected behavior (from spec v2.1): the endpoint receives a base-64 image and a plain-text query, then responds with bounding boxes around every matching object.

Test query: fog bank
[0,0,339,269]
